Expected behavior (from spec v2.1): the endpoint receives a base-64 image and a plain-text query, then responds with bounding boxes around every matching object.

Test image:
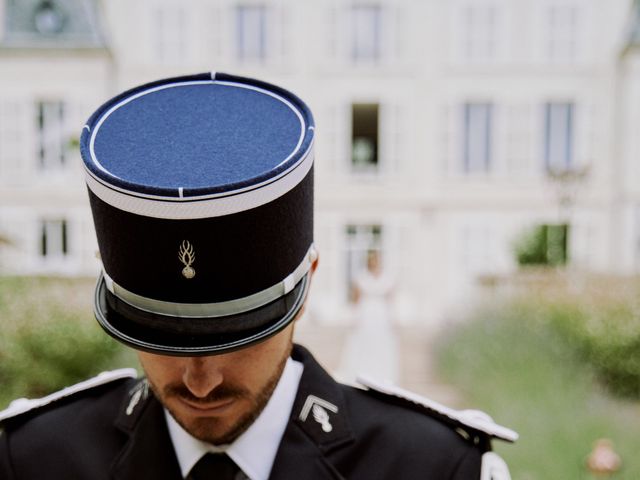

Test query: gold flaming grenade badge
[178,240,196,279]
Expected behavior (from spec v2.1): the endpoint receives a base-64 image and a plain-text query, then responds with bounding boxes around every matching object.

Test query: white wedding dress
[338,269,400,384]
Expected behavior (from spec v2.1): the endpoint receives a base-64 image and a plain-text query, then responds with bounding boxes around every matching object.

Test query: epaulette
[357,376,518,444]
[0,368,138,423]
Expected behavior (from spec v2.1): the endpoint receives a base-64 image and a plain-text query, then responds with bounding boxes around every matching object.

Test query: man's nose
[182,356,224,398]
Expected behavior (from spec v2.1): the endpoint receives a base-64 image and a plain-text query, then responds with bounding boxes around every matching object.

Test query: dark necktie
[188,453,240,480]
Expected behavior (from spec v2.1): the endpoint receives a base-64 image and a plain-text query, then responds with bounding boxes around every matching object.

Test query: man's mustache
[164,382,249,404]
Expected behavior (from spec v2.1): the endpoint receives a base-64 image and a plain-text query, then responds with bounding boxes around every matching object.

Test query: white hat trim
[84,144,314,220]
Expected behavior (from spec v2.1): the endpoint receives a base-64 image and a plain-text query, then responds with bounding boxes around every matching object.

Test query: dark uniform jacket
[0,345,507,479]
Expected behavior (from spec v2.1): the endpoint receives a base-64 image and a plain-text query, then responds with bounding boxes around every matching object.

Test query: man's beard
[147,346,291,445]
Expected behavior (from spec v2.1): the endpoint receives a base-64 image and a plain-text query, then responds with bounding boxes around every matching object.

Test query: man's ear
[294,250,319,323]
[293,248,319,323]
[309,247,319,275]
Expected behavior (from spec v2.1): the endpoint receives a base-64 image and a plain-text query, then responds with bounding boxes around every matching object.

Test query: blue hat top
[81,72,315,200]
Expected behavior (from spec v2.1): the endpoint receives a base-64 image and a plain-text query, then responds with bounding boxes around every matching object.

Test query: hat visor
[93,273,310,356]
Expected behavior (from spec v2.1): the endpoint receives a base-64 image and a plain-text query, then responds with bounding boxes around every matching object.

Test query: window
[152,5,187,64]
[345,224,383,301]
[544,102,574,173]
[463,103,493,174]
[33,0,67,35]
[37,100,66,171]
[351,5,382,63]
[40,219,68,259]
[462,5,498,62]
[546,5,580,62]
[351,103,379,173]
[236,5,268,62]
[515,224,569,266]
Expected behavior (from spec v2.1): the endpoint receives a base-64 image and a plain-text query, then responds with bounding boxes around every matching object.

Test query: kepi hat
[80,72,316,356]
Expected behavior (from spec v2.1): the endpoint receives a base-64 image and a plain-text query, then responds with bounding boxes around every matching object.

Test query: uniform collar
[165,357,304,480]
[268,345,355,480]
[113,345,355,480]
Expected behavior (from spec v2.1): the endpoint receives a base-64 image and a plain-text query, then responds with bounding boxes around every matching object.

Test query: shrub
[436,300,640,479]
[513,224,568,266]
[478,273,640,400]
[545,300,640,399]
[0,277,136,409]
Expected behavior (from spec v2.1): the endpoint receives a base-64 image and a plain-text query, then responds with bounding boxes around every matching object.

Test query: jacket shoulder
[314,381,486,479]
[343,377,516,479]
[0,370,143,480]
[0,368,138,425]
[356,375,518,444]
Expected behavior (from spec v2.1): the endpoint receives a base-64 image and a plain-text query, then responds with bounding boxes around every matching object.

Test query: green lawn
[436,302,640,479]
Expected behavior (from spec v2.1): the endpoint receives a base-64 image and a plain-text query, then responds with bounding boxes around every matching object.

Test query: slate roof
[629,0,640,48]
[1,0,107,49]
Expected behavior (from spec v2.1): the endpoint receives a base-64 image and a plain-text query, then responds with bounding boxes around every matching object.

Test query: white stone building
[0,0,111,276]
[1,0,639,326]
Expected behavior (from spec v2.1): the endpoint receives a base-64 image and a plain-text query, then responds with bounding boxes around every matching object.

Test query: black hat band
[103,245,317,318]
[87,165,314,304]
[95,273,311,355]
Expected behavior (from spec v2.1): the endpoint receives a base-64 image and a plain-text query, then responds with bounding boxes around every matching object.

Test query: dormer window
[33,0,66,35]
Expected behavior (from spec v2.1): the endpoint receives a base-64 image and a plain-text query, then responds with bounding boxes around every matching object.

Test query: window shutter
[575,101,595,170]
[493,103,506,176]
[380,4,391,65]
[325,4,340,66]
[0,100,28,182]
[391,3,405,66]
[153,3,190,65]
[64,100,90,172]
[322,102,348,176]
[379,101,404,175]
[440,103,457,177]
[206,4,224,62]
[277,3,290,66]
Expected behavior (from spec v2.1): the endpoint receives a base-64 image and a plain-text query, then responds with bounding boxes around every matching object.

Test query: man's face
[137,324,295,445]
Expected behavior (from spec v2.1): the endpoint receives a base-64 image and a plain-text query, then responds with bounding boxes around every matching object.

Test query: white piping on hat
[84,146,313,219]
[104,245,317,318]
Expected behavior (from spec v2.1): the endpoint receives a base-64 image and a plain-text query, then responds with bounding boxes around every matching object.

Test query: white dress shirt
[165,358,304,480]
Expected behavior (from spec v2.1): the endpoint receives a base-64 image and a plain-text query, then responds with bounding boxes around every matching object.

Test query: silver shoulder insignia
[0,368,137,422]
[357,375,518,443]
[126,379,150,416]
[312,404,333,432]
[481,452,512,480]
[299,394,338,433]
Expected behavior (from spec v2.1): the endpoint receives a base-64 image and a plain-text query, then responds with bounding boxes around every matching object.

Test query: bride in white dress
[338,250,400,384]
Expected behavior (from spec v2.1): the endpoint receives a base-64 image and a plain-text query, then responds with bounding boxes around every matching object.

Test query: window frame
[544,101,574,174]
[350,4,383,64]
[462,102,493,175]
[235,4,269,63]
